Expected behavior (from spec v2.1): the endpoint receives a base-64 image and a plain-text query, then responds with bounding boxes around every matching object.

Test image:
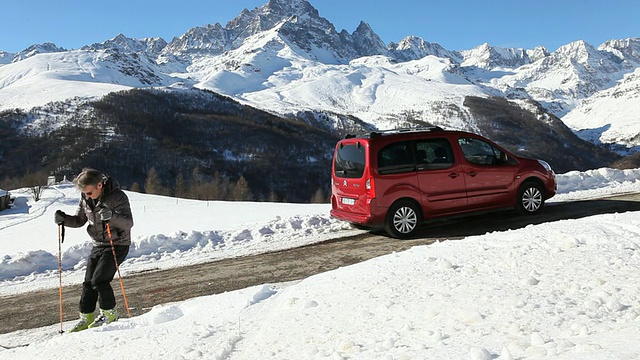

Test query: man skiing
[54,168,134,332]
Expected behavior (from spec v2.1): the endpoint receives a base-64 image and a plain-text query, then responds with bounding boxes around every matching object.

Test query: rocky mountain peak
[598,38,640,64]
[553,40,599,60]
[264,0,317,15]
[527,45,550,63]
[351,21,388,57]
[0,50,13,65]
[389,36,461,62]
[225,0,318,47]
[13,42,67,62]
[162,1,330,58]
[162,0,388,63]
[163,23,228,56]
[460,43,533,69]
[83,34,167,56]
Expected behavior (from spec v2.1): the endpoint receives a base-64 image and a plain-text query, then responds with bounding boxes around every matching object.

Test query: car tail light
[366,176,376,199]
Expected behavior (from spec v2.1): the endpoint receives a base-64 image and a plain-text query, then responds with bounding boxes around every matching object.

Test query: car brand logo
[343,180,347,186]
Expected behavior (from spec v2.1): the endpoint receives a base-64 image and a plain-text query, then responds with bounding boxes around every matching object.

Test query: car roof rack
[344,126,444,139]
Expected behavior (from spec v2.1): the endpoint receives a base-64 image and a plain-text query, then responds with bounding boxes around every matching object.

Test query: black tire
[517,182,545,214]
[385,200,421,238]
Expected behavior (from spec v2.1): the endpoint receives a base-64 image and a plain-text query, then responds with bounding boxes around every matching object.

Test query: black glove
[97,206,113,222]
[54,210,66,224]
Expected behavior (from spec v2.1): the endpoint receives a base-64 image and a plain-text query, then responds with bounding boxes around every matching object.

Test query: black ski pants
[79,245,129,313]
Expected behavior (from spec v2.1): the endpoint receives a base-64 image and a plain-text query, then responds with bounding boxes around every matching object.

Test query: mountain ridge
[0,0,639,154]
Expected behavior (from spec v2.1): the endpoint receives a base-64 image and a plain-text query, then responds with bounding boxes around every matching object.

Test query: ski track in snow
[0,187,66,232]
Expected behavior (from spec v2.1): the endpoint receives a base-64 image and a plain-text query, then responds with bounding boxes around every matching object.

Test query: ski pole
[106,222,131,317]
[57,224,65,334]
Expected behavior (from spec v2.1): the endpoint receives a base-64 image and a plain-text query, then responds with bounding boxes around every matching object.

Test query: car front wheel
[517,182,544,214]
[385,200,421,238]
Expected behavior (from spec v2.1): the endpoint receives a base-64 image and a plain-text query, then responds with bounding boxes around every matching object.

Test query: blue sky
[0,0,638,53]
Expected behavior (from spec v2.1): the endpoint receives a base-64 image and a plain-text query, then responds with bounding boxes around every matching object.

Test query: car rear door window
[415,138,455,169]
[377,141,415,175]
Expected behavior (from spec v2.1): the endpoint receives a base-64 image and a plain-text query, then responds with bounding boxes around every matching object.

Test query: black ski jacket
[63,177,134,247]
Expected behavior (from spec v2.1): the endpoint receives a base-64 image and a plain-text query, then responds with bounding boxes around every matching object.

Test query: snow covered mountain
[562,67,640,154]
[0,0,638,153]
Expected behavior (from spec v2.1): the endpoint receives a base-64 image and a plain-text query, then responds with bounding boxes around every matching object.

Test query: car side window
[415,138,455,169]
[458,137,510,165]
[377,141,415,175]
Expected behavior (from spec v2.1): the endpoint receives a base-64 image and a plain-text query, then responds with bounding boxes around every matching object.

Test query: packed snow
[1,167,640,359]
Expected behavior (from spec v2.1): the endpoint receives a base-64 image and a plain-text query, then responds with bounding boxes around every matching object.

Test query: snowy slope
[561,67,640,153]
[0,51,130,109]
[0,49,181,110]
[0,168,640,359]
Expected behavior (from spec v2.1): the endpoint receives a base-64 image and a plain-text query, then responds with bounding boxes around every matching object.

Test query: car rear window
[334,143,366,178]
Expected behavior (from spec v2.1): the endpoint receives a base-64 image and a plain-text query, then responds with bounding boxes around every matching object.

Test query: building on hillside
[0,189,11,211]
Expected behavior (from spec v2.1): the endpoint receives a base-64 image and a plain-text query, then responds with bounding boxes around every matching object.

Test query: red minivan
[330,127,556,238]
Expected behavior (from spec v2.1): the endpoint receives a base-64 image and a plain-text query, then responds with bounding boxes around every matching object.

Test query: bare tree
[23,170,48,202]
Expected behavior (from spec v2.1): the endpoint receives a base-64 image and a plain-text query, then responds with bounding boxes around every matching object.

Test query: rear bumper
[330,198,387,227]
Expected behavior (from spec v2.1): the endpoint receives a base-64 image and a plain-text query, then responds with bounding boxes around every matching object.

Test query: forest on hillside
[0,89,344,203]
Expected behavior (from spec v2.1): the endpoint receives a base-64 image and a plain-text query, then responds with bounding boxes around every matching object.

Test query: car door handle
[448,172,459,179]
[468,171,478,177]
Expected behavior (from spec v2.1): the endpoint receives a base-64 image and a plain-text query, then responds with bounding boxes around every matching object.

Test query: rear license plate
[341,197,356,205]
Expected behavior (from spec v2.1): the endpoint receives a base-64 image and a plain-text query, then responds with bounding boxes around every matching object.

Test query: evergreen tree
[189,167,203,199]
[230,175,252,201]
[145,167,163,195]
[310,187,326,203]
[268,188,279,202]
[130,182,142,193]
[174,173,188,198]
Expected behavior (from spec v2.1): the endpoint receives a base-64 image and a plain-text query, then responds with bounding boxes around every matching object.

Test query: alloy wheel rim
[522,187,542,212]
[393,206,418,234]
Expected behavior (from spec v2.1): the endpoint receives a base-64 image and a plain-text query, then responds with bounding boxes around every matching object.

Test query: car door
[457,136,518,209]
[415,137,468,216]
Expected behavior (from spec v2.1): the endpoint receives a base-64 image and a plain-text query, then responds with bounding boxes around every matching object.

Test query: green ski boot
[69,312,94,333]
[88,308,118,328]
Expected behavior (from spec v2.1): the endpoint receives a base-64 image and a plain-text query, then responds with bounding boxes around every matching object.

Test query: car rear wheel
[385,200,421,238]
[517,182,544,214]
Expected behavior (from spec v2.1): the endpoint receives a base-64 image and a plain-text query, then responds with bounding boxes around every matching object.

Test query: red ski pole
[57,224,65,334]
[106,223,131,317]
